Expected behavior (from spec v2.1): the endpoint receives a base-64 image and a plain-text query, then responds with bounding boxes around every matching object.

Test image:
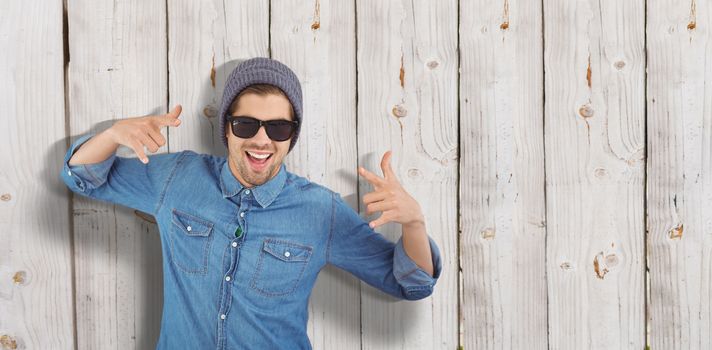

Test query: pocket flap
[171,209,213,237]
[263,239,312,262]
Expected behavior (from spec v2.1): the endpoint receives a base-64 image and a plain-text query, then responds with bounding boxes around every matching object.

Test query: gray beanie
[218,57,303,153]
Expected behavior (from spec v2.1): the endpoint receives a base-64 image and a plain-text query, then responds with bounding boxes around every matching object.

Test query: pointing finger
[168,104,182,118]
[358,166,385,187]
[157,105,182,127]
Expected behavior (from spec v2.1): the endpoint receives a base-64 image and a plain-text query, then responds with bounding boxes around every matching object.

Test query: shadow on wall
[48,135,164,348]
[189,58,244,157]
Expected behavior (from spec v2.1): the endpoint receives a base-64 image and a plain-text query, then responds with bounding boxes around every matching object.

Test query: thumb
[380,150,394,179]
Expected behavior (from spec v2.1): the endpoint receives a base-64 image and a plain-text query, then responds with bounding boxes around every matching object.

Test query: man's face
[226,93,293,188]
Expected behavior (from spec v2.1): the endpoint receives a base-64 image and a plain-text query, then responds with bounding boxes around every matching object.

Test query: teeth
[247,151,271,159]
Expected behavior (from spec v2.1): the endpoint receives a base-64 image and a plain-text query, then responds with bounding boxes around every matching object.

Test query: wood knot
[392,104,408,118]
[614,61,626,70]
[407,168,422,180]
[12,271,27,285]
[427,60,439,69]
[0,193,10,201]
[579,104,594,118]
[480,227,495,240]
[594,167,607,178]
[593,252,619,279]
[0,335,18,349]
[203,106,218,118]
[669,223,683,239]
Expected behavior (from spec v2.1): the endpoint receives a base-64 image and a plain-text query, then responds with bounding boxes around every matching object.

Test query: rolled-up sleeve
[60,132,184,215]
[61,134,117,193]
[392,234,442,300]
[326,191,442,300]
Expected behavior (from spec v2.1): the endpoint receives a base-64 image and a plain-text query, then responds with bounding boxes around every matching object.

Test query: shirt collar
[219,160,288,208]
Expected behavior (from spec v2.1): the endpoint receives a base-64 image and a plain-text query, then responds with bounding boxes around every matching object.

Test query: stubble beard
[234,151,277,187]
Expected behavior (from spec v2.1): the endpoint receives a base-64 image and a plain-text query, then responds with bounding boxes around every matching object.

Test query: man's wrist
[403,215,425,231]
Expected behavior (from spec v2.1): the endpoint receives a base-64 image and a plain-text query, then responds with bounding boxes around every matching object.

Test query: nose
[250,124,271,145]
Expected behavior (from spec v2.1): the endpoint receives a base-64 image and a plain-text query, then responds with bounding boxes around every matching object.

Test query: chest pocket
[250,238,313,296]
[169,209,214,275]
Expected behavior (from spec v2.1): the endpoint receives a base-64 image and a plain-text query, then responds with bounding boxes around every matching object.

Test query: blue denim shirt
[60,134,442,349]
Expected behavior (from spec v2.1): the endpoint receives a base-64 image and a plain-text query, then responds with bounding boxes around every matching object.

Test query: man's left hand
[358,151,425,229]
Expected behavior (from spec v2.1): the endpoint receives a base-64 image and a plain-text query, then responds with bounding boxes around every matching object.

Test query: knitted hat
[218,57,303,153]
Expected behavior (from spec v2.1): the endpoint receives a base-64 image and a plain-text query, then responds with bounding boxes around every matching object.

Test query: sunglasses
[227,116,299,142]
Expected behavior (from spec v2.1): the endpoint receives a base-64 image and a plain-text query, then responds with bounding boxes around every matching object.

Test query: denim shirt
[60,134,443,350]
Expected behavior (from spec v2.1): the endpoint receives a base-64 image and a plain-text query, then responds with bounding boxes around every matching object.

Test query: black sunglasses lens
[231,117,295,141]
[265,121,295,141]
[232,117,260,138]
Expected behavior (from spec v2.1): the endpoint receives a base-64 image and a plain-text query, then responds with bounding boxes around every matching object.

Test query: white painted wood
[356,0,458,349]
[0,1,75,349]
[271,1,361,349]
[167,0,270,156]
[543,0,645,348]
[14,1,712,349]
[459,0,547,349]
[66,0,167,348]
[647,1,712,349]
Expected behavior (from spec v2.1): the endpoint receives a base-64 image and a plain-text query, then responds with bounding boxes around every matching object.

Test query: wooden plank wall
[1,0,712,349]
[543,0,646,349]
[460,0,547,349]
[647,1,712,349]
[356,1,458,349]
[0,0,75,349]
[66,0,167,349]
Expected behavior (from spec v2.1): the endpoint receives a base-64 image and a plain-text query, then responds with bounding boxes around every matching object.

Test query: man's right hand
[105,105,183,164]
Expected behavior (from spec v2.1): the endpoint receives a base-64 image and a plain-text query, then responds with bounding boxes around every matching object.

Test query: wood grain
[11,1,712,348]
[356,0,459,349]
[460,0,547,349]
[0,1,75,348]
[67,0,167,348]
[544,0,645,348]
[647,0,712,348]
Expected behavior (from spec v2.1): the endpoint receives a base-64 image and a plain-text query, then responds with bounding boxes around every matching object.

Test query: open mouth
[245,151,273,170]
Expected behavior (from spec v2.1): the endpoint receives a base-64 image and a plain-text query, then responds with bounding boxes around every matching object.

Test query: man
[60,57,442,349]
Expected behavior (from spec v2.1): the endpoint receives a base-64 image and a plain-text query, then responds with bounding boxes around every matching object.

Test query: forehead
[232,93,292,121]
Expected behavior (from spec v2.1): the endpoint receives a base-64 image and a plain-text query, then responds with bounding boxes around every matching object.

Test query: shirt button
[284,251,291,258]
[186,226,192,232]
[220,314,226,320]
[231,242,238,248]
[240,212,245,218]
[67,170,72,176]
[245,189,250,195]
[225,276,231,282]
